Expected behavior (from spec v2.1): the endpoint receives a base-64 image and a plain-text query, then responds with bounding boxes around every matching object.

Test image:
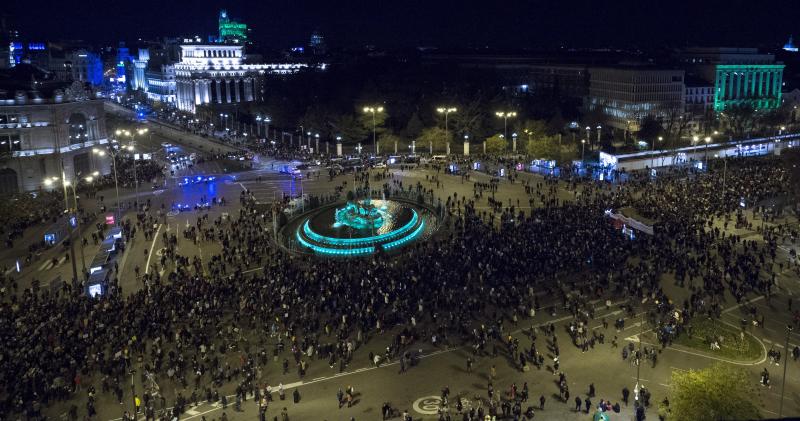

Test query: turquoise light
[382,220,425,250]
[303,210,419,246]
[296,230,374,255]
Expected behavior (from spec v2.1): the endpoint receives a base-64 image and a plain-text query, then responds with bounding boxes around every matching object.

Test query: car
[374,162,387,169]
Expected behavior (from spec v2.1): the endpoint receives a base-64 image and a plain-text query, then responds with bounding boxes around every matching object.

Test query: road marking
[145,224,162,275]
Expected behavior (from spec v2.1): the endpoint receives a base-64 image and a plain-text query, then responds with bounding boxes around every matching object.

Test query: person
[337,388,344,409]
[466,357,473,374]
[622,387,630,405]
[279,383,285,400]
[293,389,300,404]
[575,396,582,412]
[281,407,289,421]
[585,397,591,413]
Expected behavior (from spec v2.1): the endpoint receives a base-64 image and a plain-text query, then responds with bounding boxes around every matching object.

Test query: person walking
[539,395,545,410]
[575,396,582,412]
[466,357,473,374]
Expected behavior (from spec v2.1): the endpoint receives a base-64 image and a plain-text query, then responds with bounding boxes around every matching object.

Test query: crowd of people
[0,152,797,421]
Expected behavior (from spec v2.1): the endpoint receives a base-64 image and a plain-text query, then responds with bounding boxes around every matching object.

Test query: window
[0,132,22,152]
[68,113,88,145]
[0,114,21,125]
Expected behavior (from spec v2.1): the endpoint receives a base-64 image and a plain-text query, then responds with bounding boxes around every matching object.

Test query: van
[431,155,447,162]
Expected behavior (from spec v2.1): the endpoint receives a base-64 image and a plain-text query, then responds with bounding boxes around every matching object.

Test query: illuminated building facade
[218,10,247,43]
[713,64,784,111]
[174,44,310,113]
[145,65,176,104]
[0,66,111,194]
[588,67,685,130]
[674,48,784,112]
[131,49,149,91]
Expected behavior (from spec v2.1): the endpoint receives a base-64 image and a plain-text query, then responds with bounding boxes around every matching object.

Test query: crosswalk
[38,256,67,272]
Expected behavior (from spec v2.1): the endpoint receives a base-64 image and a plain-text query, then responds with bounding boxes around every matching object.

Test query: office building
[587,66,685,131]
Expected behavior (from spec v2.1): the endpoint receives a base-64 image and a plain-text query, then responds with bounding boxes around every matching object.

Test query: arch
[0,168,19,196]
[68,113,88,145]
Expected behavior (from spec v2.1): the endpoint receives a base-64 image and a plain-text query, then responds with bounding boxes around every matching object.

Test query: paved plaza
[2,122,800,421]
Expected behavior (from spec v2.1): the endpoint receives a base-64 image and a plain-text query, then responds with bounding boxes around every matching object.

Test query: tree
[484,134,507,155]
[403,112,424,139]
[525,135,560,160]
[378,132,404,155]
[416,127,451,153]
[331,114,367,144]
[637,115,663,145]
[518,119,549,141]
[723,104,756,139]
[668,363,760,421]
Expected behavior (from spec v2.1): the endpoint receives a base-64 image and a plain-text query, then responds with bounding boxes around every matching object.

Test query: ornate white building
[174,44,310,113]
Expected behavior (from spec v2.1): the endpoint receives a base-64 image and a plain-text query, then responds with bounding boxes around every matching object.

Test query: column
[215,79,222,103]
[225,79,232,103]
[234,79,241,103]
[244,78,253,101]
[757,71,763,97]
[194,81,201,105]
[764,72,771,97]
[750,70,756,97]
[203,80,211,104]
[728,71,734,100]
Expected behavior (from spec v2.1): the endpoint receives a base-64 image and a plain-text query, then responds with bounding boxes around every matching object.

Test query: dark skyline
[5,0,799,50]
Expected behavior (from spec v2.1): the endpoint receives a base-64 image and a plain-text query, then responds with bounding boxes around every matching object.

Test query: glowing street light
[437,107,457,155]
[495,111,517,140]
[363,106,385,156]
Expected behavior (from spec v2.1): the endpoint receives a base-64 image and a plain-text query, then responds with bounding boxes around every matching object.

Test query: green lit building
[713,64,784,111]
[218,10,247,43]
[675,48,785,112]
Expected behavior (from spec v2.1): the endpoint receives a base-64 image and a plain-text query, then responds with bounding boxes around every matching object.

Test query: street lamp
[363,106,384,156]
[495,111,517,140]
[95,145,121,227]
[116,128,148,209]
[437,107,457,155]
[704,136,711,169]
[581,139,586,162]
[596,125,602,150]
[44,172,78,282]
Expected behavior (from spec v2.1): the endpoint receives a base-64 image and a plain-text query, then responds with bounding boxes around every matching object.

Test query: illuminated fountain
[291,198,436,256]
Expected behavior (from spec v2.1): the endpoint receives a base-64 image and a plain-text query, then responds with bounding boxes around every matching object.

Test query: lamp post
[94,146,121,227]
[495,111,517,140]
[512,132,518,153]
[116,128,148,209]
[779,324,793,417]
[585,126,591,149]
[306,131,311,150]
[596,125,602,150]
[363,106,384,156]
[437,107,457,155]
[315,133,320,155]
[704,136,711,169]
[44,170,78,283]
[581,139,586,162]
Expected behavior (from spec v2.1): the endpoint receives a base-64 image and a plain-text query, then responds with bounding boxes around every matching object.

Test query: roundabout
[286,198,439,256]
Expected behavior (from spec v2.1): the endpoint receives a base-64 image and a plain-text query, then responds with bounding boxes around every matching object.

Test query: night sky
[6,0,799,50]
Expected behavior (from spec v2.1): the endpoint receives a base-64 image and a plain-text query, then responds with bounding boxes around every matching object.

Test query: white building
[131,49,149,91]
[174,44,310,113]
[146,64,176,104]
[0,69,111,194]
[587,66,685,131]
